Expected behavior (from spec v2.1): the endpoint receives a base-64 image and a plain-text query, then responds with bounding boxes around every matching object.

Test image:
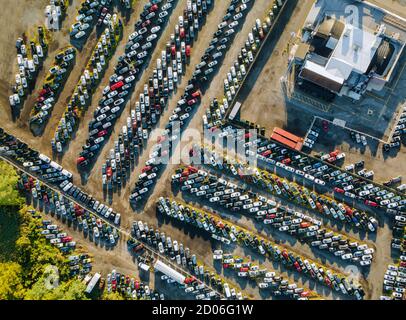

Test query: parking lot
[1,0,406,300]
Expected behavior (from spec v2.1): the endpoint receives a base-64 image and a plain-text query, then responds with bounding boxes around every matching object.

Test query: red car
[185,45,191,56]
[171,45,176,56]
[184,277,196,284]
[364,200,378,207]
[180,27,185,38]
[261,150,272,157]
[191,90,201,98]
[281,158,291,165]
[300,222,310,228]
[142,165,152,173]
[76,156,86,164]
[110,80,124,91]
[187,99,197,106]
[149,4,158,12]
[293,261,302,272]
[62,236,72,243]
[106,167,112,177]
[329,149,340,157]
[98,130,107,137]
[216,221,225,229]
[334,187,344,194]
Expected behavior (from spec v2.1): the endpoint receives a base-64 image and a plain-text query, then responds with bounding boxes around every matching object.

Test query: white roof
[326,57,353,79]
[85,273,101,293]
[154,260,186,284]
[331,24,381,74]
[304,60,345,84]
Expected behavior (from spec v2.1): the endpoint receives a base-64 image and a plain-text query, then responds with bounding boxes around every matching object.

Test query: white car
[151,26,161,33]
[341,253,353,260]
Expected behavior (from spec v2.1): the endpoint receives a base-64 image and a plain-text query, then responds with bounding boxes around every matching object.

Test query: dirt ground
[1,0,404,300]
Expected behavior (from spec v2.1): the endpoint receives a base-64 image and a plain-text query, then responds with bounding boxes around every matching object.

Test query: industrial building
[290,0,406,100]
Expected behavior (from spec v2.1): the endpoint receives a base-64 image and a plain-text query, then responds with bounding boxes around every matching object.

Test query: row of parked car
[190,144,378,231]
[9,27,48,111]
[205,3,283,128]
[29,46,77,135]
[172,166,376,267]
[101,0,214,192]
[381,261,406,300]
[381,191,406,299]
[69,0,112,41]
[215,124,406,214]
[129,0,256,202]
[17,172,121,246]
[76,0,176,168]
[384,104,406,152]
[27,208,93,278]
[302,126,320,150]
[105,269,164,299]
[391,214,406,252]
[0,128,73,185]
[0,128,123,231]
[132,219,243,300]
[157,197,364,298]
[218,253,318,300]
[53,15,122,154]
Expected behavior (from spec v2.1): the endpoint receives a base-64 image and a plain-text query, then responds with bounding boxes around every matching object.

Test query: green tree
[103,291,125,300]
[0,165,89,300]
[25,278,88,300]
[0,262,25,299]
[0,161,24,206]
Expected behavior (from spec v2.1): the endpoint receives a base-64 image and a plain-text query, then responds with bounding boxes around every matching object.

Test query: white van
[63,182,73,192]
[397,184,406,191]
[50,161,62,171]
[223,283,231,298]
[39,153,51,163]
[61,169,72,179]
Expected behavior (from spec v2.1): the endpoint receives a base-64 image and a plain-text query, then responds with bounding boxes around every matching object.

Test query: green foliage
[14,206,70,288]
[0,161,24,206]
[0,262,25,300]
[25,278,89,300]
[102,291,125,300]
[0,166,87,300]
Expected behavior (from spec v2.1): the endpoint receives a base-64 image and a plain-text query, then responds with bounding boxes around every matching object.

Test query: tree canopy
[0,162,89,300]
[0,161,24,206]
